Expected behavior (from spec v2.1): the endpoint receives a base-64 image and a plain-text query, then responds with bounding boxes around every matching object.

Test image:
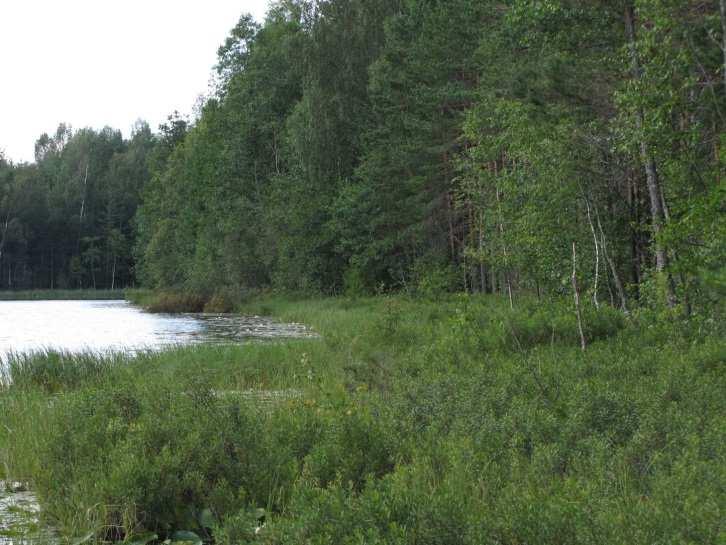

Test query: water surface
[0,300,314,361]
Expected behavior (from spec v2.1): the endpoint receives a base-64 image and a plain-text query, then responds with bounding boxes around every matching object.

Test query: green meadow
[1,295,723,544]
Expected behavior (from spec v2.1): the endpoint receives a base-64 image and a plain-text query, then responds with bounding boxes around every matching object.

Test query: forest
[1,0,724,312]
[1,2,725,544]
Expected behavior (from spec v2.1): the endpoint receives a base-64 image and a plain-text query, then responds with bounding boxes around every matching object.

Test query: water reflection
[0,300,316,361]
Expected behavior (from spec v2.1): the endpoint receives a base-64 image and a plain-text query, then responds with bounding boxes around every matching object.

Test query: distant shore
[0,289,126,301]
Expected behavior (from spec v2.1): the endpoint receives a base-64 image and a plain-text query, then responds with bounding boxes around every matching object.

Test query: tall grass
[0,295,723,544]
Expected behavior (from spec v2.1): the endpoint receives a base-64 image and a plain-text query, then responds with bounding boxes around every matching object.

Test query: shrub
[1,294,723,544]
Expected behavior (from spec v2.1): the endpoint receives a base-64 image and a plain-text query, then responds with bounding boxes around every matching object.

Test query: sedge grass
[0,294,723,544]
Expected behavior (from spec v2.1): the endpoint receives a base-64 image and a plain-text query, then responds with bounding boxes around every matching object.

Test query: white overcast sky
[0,1,271,163]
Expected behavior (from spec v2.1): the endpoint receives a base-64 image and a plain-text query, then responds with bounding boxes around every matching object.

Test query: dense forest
[1,0,724,310]
[0,123,154,290]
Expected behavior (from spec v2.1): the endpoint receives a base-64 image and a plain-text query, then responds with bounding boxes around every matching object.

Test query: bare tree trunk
[572,242,587,352]
[583,194,600,309]
[462,257,469,294]
[79,162,89,221]
[0,213,9,267]
[111,256,117,291]
[77,162,89,253]
[624,5,676,307]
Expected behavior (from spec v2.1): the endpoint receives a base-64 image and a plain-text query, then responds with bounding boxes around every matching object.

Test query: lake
[0,298,316,544]
[0,299,315,362]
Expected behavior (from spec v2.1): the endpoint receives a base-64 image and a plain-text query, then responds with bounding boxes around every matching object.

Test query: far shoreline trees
[0,122,154,290]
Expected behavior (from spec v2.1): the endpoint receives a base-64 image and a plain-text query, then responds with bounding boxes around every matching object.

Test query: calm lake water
[0,299,315,362]
[0,299,316,543]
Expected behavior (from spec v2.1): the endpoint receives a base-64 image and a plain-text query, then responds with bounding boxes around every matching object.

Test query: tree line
[0,123,154,290]
[2,0,724,310]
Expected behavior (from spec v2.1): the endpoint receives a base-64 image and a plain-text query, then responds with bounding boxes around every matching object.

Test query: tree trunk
[494,160,513,309]
[77,162,89,253]
[111,256,117,291]
[583,193,600,309]
[624,5,676,307]
[0,211,10,267]
[572,242,587,352]
[446,192,456,261]
[496,186,514,309]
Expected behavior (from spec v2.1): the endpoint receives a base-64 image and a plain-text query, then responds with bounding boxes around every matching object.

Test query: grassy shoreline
[1,295,724,544]
[0,289,126,301]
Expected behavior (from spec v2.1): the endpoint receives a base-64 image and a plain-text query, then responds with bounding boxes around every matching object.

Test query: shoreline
[0,294,723,544]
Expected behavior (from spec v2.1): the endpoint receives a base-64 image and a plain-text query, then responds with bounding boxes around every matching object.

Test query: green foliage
[126,288,250,314]
[342,264,370,297]
[3,0,721,311]
[2,1,724,539]
[410,259,457,299]
[1,123,153,290]
[1,295,723,543]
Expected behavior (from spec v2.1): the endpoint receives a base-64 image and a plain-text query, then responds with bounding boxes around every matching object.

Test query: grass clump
[0,294,723,544]
[3,350,126,393]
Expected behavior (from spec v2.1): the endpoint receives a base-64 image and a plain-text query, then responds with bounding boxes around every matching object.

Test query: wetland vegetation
[1,295,724,544]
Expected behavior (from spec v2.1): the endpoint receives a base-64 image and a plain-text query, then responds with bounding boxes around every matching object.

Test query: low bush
[127,288,251,314]
[0,294,722,544]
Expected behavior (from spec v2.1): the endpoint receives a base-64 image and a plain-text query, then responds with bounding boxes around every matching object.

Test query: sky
[0,0,271,163]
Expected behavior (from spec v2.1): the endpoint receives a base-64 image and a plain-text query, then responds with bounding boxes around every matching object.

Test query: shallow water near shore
[0,299,317,542]
[0,299,316,362]
[0,483,52,545]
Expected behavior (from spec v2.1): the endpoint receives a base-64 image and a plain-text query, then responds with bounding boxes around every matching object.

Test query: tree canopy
[3,0,723,312]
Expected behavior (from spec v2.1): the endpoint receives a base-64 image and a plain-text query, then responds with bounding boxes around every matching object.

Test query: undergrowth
[0,295,723,544]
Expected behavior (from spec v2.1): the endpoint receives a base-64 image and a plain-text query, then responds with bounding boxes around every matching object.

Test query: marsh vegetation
[1,295,723,544]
